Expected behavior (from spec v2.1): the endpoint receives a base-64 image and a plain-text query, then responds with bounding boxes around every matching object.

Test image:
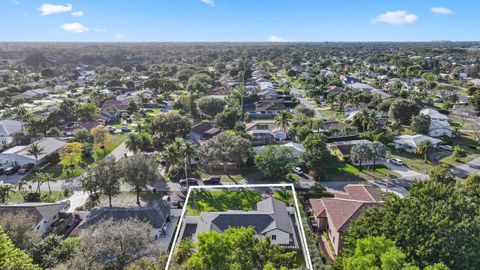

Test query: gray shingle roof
[0,120,23,136]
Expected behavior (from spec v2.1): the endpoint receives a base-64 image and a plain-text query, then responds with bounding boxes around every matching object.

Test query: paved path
[109,141,132,161]
[451,157,480,178]
[61,191,88,213]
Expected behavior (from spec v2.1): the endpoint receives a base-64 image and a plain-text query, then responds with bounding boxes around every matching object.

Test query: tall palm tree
[416,140,433,163]
[354,109,372,132]
[34,172,54,194]
[0,184,15,203]
[125,133,140,154]
[16,105,28,133]
[274,110,293,140]
[27,143,45,171]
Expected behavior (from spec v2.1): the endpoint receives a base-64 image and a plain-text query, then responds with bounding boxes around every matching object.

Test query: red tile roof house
[309,184,383,257]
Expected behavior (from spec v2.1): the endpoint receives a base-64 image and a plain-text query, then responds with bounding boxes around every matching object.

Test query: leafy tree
[352,109,379,132]
[26,143,45,171]
[416,140,433,162]
[198,132,251,172]
[76,102,99,121]
[255,145,297,179]
[410,114,431,135]
[469,90,480,111]
[388,99,420,125]
[91,158,122,207]
[174,239,196,264]
[197,96,226,117]
[163,138,197,180]
[0,227,41,270]
[73,128,93,143]
[294,104,315,118]
[0,184,14,203]
[125,133,141,153]
[274,110,293,137]
[343,165,480,269]
[60,219,158,270]
[214,107,239,130]
[452,145,467,161]
[91,125,110,154]
[185,227,297,270]
[150,112,191,145]
[59,99,78,122]
[300,133,330,177]
[121,154,159,206]
[59,142,84,178]
[342,236,417,270]
[0,211,41,251]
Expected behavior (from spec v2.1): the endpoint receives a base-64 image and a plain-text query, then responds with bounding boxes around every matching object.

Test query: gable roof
[2,138,65,159]
[395,134,442,148]
[191,122,215,135]
[309,184,383,232]
[0,120,23,137]
[0,202,67,224]
[78,204,170,229]
[420,108,449,120]
[101,99,129,111]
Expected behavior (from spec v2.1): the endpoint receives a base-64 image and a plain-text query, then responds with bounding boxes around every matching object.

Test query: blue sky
[1,0,478,42]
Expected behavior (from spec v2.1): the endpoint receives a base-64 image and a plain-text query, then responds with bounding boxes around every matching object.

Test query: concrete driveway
[451,157,480,178]
[291,88,322,119]
[0,171,29,185]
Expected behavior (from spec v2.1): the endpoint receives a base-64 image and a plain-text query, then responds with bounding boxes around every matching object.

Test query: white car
[292,167,303,175]
[389,158,404,166]
[439,145,453,151]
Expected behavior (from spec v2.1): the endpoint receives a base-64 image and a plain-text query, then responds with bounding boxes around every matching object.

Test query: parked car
[439,145,453,151]
[292,167,303,175]
[121,126,132,133]
[389,158,404,166]
[4,165,20,175]
[107,126,116,133]
[18,163,35,174]
[202,176,221,185]
[468,164,480,170]
[179,178,198,186]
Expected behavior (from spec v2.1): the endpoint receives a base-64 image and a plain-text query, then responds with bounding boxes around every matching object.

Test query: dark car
[4,165,20,175]
[160,160,167,167]
[121,126,132,133]
[18,163,35,174]
[179,178,198,186]
[469,164,480,170]
[202,176,221,185]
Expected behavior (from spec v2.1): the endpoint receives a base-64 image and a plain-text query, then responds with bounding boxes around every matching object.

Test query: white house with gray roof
[181,198,298,248]
[0,120,23,149]
[0,137,65,167]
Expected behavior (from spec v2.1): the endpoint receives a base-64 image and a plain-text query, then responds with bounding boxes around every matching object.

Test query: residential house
[254,100,286,117]
[394,135,442,153]
[0,202,68,235]
[428,120,453,138]
[246,121,287,145]
[327,139,372,161]
[180,198,299,249]
[253,142,305,157]
[0,137,65,167]
[420,108,449,122]
[189,122,221,144]
[309,184,384,255]
[73,204,171,240]
[319,121,358,139]
[0,120,23,149]
[326,86,346,95]
[101,99,129,112]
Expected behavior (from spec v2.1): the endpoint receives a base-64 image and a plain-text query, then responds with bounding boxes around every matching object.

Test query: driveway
[386,163,426,179]
[61,191,89,213]
[109,141,132,161]
[0,172,29,185]
[291,88,322,119]
[451,157,480,178]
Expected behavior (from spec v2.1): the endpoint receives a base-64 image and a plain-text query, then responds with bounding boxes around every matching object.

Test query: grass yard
[97,191,166,208]
[199,167,261,183]
[388,147,433,174]
[187,190,262,216]
[326,159,400,181]
[273,189,294,205]
[6,191,66,203]
[292,250,306,268]
[94,133,129,160]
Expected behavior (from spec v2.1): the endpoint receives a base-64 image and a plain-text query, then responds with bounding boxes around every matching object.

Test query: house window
[271,235,276,241]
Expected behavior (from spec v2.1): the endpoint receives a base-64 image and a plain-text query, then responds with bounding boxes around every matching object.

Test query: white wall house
[394,135,442,153]
[428,120,453,138]
[0,137,65,167]
[0,120,23,150]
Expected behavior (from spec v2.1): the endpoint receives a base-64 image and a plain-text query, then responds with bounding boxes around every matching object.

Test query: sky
[1,0,479,42]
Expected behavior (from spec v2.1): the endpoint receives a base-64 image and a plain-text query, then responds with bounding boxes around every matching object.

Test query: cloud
[200,0,215,7]
[370,10,418,25]
[60,22,88,33]
[93,28,107,33]
[13,0,20,5]
[39,3,72,15]
[115,33,126,39]
[431,7,453,15]
[267,35,286,42]
[71,11,83,17]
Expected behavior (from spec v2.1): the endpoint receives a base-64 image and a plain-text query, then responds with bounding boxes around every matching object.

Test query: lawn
[292,250,306,268]
[273,189,294,205]
[199,167,261,183]
[388,147,433,174]
[97,191,166,208]
[6,191,66,203]
[93,133,129,160]
[187,190,262,216]
[325,159,400,181]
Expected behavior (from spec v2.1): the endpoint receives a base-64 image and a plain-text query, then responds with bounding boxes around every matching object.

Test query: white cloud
[60,22,88,33]
[13,0,20,5]
[71,11,83,17]
[370,10,418,25]
[94,28,107,33]
[200,0,215,7]
[39,3,72,15]
[431,7,453,15]
[267,35,286,42]
[115,33,126,39]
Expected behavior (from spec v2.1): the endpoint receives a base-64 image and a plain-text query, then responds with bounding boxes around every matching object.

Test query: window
[271,235,276,241]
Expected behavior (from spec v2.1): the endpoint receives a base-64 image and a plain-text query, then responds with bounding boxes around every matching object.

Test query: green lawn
[6,191,66,203]
[326,159,400,181]
[199,167,260,183]
[93,133,129,160]
[273,190,294,205]
[293,250,306,268]
[187,190,262,216]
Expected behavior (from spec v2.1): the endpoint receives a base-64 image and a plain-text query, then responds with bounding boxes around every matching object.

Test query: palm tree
[416,140,433,163]
[33,172,54,194]
[0,184,15,204]
[27,143,45,171]
[125,133,140,154]
[274,110,293,140]
[354,109,373,132]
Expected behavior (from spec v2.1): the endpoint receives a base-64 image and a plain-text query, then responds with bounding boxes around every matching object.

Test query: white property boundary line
[165,183,313,270]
